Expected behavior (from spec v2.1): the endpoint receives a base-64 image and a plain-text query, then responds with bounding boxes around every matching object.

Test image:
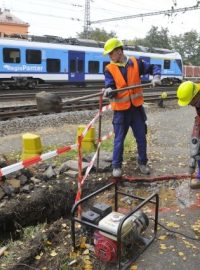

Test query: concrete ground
[127,102,200,270]
[136,205,200,270]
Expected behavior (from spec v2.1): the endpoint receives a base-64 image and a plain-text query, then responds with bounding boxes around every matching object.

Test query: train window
[88,61,99,74]
[78,60,84,73]
[3,48,20,63]
[103,61,110,72]
[26,50,41,64]
[164,60,171,69]
[70,59,76,72]
[176,59,183,72]
[47,59,60,73]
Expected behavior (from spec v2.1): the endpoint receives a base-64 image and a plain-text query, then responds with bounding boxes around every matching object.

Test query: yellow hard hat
[177,81,200,106]
[103,38,123,55]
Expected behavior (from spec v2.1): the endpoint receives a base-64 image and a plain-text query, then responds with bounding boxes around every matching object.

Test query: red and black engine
[81,203,149,263]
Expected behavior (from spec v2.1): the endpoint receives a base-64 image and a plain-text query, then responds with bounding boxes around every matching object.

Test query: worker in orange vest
[103,38,161,177]
[177,81,200,189]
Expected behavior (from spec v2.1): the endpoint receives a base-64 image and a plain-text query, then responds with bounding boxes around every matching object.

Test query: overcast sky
[1,0,200,40]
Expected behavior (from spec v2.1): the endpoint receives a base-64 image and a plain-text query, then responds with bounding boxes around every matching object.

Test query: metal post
[77,135,83,217]
[114,179,118,212]
[154,193,159,234]
[71,217,76,250]
[96,91,103,172]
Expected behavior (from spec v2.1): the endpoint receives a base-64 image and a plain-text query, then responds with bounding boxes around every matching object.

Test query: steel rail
[0,92,176,121]
[0,85,177,101]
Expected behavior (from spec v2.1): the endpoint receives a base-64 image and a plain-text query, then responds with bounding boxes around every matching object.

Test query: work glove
[152,75,162,87]
[103,87,114,98]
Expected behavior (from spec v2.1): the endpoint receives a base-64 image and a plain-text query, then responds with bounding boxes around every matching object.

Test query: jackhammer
[189,115,200,177]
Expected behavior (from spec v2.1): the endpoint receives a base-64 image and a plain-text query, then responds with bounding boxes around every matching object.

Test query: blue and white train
[0,36,183,89]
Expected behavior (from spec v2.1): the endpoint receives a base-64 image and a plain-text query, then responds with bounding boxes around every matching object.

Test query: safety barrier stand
[76,134,83,217]
[75,90,113,217]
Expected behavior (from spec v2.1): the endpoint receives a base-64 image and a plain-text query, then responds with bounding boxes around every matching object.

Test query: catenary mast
[83,0,91,38]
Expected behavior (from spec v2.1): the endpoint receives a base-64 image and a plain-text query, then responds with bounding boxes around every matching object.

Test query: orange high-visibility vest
[106,57,143,110]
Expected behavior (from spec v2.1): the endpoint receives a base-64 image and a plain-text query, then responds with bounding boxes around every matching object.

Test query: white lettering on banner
[3,64,43,72]
[163,70,172,74]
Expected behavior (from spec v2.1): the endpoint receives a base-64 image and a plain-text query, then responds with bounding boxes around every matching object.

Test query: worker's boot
[138,164,150,175]
[190,179,200,189]
[113,168,122,177]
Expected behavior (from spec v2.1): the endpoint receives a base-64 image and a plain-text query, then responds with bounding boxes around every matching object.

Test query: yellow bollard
[21,133,43,160]
[161,92,168,99]
[158,92,168,108]
[76,125,96,152]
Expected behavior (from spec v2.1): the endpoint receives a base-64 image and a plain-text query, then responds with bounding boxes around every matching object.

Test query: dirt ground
[0,100,200,270]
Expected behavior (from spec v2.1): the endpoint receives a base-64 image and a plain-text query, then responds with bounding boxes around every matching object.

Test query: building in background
[0,9,29,37]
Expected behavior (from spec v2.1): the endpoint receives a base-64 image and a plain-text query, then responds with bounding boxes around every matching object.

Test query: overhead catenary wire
[9,0,83,23]
[90,4,200,24]
[98,0,155,11]
[24,0,83,8]
[20,1,83,12]
[11,9,82,22]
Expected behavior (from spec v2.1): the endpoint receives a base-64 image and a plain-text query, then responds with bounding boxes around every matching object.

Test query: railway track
[0,85,177,101]
[0,92,176,121]
[0,83,104,99]
[0,88,103,101]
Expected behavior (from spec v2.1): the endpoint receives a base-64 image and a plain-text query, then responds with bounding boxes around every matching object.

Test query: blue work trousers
[112,105,148,169]
[197,160,200,180]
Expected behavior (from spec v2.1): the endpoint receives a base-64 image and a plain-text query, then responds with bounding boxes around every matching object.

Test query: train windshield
[175,59,183,72]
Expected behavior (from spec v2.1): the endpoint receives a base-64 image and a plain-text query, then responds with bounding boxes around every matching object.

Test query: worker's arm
[138,58,161,86]
[104,69,115,89]
[104,69,117,98]
[137,58,161,76]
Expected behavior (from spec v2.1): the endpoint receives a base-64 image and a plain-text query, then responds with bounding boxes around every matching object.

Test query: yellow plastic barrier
[76,125,96,152]
[21,133,43,160]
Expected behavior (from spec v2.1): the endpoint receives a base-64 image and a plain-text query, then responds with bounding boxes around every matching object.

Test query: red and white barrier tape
[81,104,111,139]
[0,144,77,177]
[75,130,113,202]
[75,181,82,202]
[102,104,111,112]
[81,142,102,185]
[81,131,113,186]
[0,104,112,178]
[101,131,113,141]
[75,104,112,204]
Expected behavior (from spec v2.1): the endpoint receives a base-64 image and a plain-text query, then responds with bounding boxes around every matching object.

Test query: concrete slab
[65,160,89,172]
[65,170,79,178]
[136,206,200,270]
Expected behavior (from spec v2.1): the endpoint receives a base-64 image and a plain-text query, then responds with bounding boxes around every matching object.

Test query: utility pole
[83,0,90,38]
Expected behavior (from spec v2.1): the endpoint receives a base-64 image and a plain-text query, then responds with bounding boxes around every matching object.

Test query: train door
[139,56,150,82]
[68,51,85,83]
